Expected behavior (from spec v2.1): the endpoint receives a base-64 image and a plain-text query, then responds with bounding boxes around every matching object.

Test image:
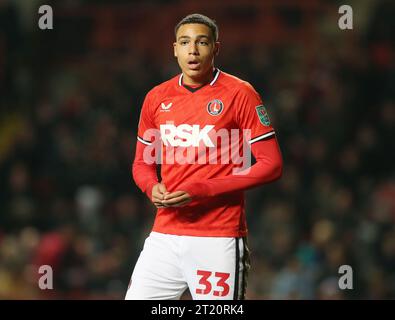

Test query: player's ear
[214,42,220,56]
[173,42,177,57]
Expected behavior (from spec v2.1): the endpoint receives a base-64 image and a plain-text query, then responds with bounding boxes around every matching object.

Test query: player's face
[174,23,219,85]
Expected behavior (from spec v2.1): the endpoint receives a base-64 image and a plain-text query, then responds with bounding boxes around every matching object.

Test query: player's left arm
[162,82,283,206]
[161,136,282,205]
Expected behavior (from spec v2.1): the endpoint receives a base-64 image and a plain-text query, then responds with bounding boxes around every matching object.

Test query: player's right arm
[132,90,167,208]
[132,142,168,208]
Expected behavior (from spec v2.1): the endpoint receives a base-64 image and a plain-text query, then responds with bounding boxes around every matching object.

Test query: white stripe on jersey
[210,69,221,86]
[248,131,275,144]
[137,136,152,145]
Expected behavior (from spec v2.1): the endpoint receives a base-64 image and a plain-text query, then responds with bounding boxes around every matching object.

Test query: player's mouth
[187,60,201,70]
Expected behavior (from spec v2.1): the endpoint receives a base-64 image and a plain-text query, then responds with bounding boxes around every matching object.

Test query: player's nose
[188,43,198,55]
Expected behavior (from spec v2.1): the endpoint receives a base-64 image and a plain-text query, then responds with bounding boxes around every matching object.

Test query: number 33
[196,270,230,297]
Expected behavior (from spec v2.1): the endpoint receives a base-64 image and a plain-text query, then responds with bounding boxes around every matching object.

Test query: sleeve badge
[255,105,271,126]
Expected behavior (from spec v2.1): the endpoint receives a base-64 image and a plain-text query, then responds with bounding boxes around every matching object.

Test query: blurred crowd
[0,0,394,299]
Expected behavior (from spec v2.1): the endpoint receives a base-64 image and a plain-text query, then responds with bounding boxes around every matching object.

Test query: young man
[126,13,283,300]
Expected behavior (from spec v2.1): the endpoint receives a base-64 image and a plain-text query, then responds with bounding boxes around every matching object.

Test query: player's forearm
[132,141,159,196]
[180,138,283,198]
[132,162,158,195]
[182,160,282,198]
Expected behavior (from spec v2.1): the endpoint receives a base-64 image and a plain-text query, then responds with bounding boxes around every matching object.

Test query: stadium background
[0,0,394,299]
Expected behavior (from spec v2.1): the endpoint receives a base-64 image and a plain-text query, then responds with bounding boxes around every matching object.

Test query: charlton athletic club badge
[256,105,271,126]
[207,99,224,116]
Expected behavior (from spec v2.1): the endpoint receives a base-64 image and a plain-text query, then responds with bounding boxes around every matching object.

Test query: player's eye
[199,41,208,46]
[180,40,189,45]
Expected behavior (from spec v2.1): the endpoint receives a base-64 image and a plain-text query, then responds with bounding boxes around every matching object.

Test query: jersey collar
[178,68,221,87]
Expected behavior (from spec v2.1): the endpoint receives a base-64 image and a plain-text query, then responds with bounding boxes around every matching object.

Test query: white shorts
[125,231,250,300]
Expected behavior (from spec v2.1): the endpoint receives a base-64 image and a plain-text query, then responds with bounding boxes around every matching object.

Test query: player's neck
[182,68,215,86]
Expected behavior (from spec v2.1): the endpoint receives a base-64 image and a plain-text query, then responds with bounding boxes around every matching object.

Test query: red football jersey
[137,69,275,237]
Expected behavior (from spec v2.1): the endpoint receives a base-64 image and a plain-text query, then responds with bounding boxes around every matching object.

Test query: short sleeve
[234,82,275,144]
[137,91,157,145]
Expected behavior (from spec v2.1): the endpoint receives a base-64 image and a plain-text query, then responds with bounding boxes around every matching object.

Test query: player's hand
[161,191,192,207]
[151,183,169,208]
